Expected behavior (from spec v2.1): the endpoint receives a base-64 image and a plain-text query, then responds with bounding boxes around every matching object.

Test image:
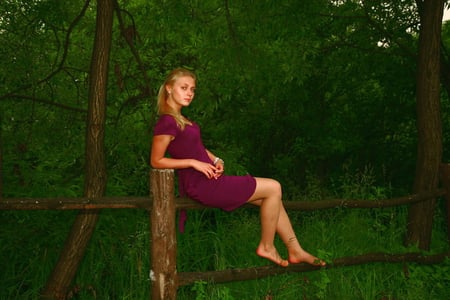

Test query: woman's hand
[192,160,223,179]
[213,161,224,179]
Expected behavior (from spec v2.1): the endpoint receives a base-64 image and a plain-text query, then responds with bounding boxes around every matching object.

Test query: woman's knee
[256,177,282,198]
[270,179,282,197]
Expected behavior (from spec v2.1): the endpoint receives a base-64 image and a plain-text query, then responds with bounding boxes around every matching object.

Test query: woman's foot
[288,249,326,266]
[256,244,289,267]
[286,237,326,266]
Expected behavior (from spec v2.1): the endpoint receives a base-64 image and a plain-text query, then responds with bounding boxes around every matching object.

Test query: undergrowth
[1,167,449,299]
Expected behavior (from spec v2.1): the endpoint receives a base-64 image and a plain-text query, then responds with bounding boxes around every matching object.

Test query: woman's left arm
[206,149,216,162]
[206,149,224,176]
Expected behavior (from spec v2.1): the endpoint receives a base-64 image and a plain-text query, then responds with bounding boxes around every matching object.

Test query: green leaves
[1,0,448,199]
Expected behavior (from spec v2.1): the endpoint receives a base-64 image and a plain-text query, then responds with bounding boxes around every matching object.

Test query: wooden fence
[1,166,450,300]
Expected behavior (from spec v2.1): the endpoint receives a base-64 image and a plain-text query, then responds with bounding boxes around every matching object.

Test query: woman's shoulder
[154,114,178,135]
[157,114,175,122]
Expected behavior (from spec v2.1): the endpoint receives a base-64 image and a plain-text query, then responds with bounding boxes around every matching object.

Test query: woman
[150,68,325,267]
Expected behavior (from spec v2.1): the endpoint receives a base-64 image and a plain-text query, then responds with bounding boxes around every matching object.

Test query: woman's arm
[205,149,224,174]
[151,135,222,179]
[205,149,216,163]
[150,135,194,169]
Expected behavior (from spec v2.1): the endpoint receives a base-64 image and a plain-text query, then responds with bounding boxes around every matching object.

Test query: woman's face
[166,75,196,110]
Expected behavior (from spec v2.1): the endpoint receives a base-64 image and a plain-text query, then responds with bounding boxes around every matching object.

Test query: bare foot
[288,248,326,266]
[285,237,326,266]
[256,245,289,267]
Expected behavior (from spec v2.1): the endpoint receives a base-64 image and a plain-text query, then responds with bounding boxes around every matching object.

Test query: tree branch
[0,94,86,113]
[111,0,154,122]
[0,0,91,101]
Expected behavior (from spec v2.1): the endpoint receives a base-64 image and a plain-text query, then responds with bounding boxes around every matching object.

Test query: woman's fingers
[196,161,223,179]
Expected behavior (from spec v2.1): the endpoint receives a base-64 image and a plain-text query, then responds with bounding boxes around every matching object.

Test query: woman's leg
[248,177,325,266]
[276,204,325,265]
[247,177,288,267]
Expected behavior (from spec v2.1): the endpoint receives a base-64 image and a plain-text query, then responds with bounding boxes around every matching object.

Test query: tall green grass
[1,167,449,299]
[176,206,449,300]
[0,210,151,299]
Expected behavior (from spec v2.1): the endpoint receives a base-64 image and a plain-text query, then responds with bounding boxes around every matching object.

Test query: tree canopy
[1,1,450,298]
[1,0,449,199]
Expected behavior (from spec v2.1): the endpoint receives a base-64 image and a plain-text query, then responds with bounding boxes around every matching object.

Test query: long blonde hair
[157,68,196,130]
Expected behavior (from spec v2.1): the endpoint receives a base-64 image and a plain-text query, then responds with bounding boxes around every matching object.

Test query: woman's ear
[165,85,172,94]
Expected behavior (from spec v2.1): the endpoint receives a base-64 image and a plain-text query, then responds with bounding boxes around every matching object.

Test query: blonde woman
[151,68,325,267]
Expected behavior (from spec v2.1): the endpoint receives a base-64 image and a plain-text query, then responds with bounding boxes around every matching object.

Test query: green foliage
[313,270,331,299]
[1,168,449,299]
[1,1,450,299]
[333,163,393,200]
[405,258,450,299]
[191,280,234,300]
[2,0,448,199]
[191,281,208,300]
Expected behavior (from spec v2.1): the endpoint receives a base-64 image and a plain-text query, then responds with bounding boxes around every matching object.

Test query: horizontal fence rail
[0,188,446,211]
[0,196,151,210]
[177,251,450,286]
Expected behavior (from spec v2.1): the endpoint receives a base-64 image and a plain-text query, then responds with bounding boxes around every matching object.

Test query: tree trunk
[0,111,3,198]
[41,1,114,299]
[406,0,444,250]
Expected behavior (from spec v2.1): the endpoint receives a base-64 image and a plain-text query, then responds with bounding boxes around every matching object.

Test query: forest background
[1,0,450,299]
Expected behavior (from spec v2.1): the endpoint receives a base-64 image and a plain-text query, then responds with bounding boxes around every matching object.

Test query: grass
[176,205,450,300]
[0,205,449,299]
[1,173,449,300]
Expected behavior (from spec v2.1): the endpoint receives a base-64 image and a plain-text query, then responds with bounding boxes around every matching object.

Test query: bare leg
[248,177,288,267]
[276,205,325,266]
[248,177,325,267]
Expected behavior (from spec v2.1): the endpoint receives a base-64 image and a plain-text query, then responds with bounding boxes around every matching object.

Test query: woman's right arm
[150,134,221,179]
[150,135,194,169]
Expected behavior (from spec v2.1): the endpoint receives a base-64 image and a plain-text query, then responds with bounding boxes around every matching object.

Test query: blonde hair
[157,68,196,130]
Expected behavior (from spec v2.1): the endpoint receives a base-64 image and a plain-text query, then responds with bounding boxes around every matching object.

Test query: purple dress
[153,114,257,211]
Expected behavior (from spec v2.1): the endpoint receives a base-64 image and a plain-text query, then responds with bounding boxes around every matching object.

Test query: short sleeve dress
[153,114,256,211]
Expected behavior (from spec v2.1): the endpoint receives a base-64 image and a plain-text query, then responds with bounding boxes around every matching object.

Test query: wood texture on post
[150,169,177,300]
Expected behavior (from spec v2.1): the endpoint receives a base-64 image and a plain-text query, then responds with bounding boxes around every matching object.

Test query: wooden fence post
[439,163,450,243]
[150,169,178,300]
